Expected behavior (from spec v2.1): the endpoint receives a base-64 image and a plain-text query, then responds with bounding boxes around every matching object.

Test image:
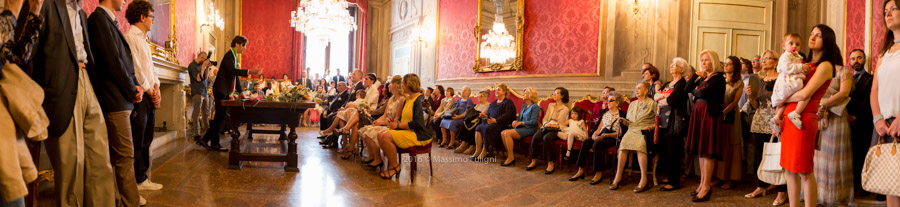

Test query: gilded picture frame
[148,0,179,64]
[473,0,524,73]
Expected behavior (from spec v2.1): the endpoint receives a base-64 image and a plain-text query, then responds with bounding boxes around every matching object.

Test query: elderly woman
[685,50,726,202]
[439,87,474,149]
[376,74,434,179]
[456,91,491,154]
[471,84,517,162]
[609,82,657,193]
[498,88,541,166]
[653,58,691,191]
[359,76,406,168]
[526,87,571,174]
[569,92,623,185]
[432,87,456,147]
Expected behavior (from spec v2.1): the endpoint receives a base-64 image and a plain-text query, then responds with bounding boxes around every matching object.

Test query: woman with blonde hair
[684,49,727,202]
[498,88,541,166]
[376,74,434,179]
[358,75,406,168]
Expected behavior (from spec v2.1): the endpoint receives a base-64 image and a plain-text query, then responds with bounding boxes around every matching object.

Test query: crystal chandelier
[480,0,515,64]
[290,0,357,43]
[202,2,224,30]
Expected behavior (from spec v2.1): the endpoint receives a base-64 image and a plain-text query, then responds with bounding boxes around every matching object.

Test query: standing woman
[642,65,663,97]
[684,50,727,202]
[778,24,838,207]
[870,1,900,205]
[499,88,541,166]
[376,74,434,179]
[655,58,692,191]
[813,62,853,206]
[715,56,745,189]
[526,87,571,173]
[745,50,788,205]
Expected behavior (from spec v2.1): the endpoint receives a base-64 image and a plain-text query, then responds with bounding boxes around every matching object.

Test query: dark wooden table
[220,100,315,172]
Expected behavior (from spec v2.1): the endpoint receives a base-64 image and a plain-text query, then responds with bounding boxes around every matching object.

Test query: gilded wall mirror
[148,0,178,64]
[474,0,524,73]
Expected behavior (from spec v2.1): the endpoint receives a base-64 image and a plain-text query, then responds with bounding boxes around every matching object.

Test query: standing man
[846,49,874,196]
[332,68,346,84]
[188,53,211,140]
[300,67,314,90]
[199,35,260,151]
[124,0,163,195]
[751,55,762,74]
[88,0,143,205]
[26,0,118,206]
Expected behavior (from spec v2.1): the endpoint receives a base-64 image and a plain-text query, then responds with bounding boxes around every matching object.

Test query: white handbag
[758,135,786,185]
[861,134,900,196]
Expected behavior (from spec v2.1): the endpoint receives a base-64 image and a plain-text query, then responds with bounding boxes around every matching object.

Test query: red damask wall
[83,0,196,66]
[437,0,601,80]
[874,0,886,71]
[846,0,865,66]
[240,0,297,80]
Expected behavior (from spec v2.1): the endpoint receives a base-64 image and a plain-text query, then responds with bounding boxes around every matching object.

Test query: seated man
[318,82,350,147]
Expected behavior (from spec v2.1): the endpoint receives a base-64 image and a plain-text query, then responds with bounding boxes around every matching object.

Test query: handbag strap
[768,135,780,143]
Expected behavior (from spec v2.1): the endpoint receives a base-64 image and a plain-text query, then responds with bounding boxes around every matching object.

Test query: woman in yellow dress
[377,74,434,179]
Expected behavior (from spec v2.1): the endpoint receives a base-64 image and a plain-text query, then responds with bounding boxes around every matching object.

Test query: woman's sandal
[380,165,401,179]
[339,150,356,160]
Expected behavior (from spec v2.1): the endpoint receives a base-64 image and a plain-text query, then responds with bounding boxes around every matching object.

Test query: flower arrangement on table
[264,86,313,102]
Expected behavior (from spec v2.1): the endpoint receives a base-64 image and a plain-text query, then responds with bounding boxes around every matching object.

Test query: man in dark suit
[299,68,314,90]
[199,35,260,151]
[318,82,349,146]
[88,0,144,205]
[332,68,347,84]
[25,0,117,206]
[347,70,365,102]
[847,49,875,195]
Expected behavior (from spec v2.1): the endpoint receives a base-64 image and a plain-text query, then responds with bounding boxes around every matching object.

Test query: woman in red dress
[776,24,838,207]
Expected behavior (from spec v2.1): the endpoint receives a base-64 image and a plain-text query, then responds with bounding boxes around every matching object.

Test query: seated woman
[439,87,474,149]
[359,76,405,167]
[431,87,456,147]
[526,87,571,174]
[376,74,434,179]
[569,93,624,184]
[455,91,491,154]
[498,88,541,166]
[471,84,517,162]
[609,82,657,193]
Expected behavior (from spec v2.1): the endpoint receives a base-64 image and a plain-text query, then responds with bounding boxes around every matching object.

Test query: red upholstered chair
[553,105,592,170]
[506,87,526,114]
[397,142,434,183]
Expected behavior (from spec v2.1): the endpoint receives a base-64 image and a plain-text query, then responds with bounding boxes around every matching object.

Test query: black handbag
[462,108,482,130]
[442,107,459,119]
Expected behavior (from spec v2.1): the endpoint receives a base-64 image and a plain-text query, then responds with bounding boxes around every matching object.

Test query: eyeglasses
[763,57,777,61]
[724,62,733,66]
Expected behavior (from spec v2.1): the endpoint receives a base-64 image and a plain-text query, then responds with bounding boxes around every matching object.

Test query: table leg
[279,124,287,140]
[228,124,242,170]
[285,126,299,172]
[247,123,254,140]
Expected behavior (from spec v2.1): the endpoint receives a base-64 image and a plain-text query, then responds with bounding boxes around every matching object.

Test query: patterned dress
[619,99,657,153]
[813,66,853,205]
[359,96,405,148]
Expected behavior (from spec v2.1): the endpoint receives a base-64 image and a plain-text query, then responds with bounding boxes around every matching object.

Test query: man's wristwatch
[874,114,885,125]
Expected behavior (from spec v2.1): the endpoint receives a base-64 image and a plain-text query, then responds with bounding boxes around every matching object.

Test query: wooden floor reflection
[36,125,881,206]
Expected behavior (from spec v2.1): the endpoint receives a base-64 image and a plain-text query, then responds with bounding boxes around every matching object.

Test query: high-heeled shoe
[339,150,356,160]
[609,182,620,190]
[633,184,649,193]
[525,165,536,171]
[366,161,383,169]
[568,174,585,181]
[772,197,787,206]
[692,189,712,202]
[361,158,374,164]
[745,189,767,198]
[319,130,333,136]
[380,165,401,179]
[500,159,516,167]
[544,168,555,174]
[589,177,604,185]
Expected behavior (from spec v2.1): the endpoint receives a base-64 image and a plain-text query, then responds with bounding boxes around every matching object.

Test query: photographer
[188,52,213,141]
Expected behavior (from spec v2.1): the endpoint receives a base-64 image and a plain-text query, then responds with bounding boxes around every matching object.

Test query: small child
[771,33,810,132]
[559,106,588,160]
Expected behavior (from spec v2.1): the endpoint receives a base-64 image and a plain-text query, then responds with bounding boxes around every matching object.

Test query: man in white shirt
[123,1,162,198]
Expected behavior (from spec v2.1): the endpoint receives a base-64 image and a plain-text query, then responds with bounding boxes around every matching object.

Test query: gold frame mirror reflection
[148,0,178,64]
[473,0,524,73]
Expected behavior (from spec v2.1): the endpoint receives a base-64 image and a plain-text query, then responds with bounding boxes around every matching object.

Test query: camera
[206,51,218,66]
